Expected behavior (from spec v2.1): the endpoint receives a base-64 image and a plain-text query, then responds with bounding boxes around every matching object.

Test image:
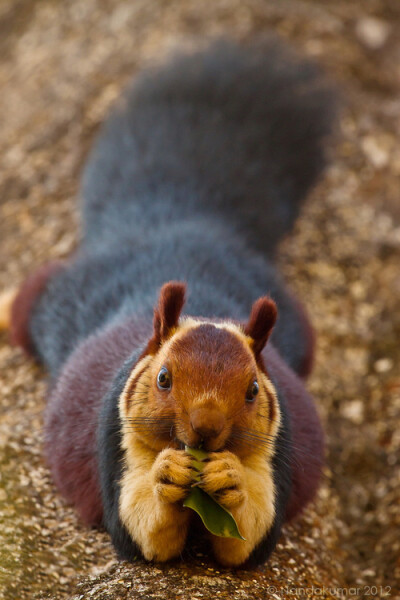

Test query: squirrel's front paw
[152,448,195,504]
[201,451,246,509]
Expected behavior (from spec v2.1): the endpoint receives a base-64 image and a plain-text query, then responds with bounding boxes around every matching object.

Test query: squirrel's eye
[157,367,172,391]
[246,380,259,402]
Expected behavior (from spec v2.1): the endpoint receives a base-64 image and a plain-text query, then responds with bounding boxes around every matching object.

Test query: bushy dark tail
[82,36,338,254]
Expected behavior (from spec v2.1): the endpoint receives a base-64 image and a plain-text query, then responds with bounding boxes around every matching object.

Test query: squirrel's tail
[82,36,338,254]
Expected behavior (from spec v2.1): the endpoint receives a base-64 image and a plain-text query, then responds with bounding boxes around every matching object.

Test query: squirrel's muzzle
[190,406,225,441]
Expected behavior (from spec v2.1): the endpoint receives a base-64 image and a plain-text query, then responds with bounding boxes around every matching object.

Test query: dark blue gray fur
[30,37,336,379]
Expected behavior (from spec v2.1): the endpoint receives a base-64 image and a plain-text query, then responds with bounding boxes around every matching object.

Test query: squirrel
[0,36,337,567]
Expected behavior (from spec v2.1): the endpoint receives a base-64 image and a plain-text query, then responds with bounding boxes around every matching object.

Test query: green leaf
[183,446,245,541]
[185,445,208,480]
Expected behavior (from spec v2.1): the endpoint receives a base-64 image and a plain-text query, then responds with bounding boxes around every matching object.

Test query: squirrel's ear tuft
[244,297,277,358]
[153,281,187,345]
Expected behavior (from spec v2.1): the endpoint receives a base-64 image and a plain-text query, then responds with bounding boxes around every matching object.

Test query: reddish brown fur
[244,297,277,359]
[263,344,324,521]
[10,261,64,355]
[124,361,151,413]
[263,382,277,423]
[144,281,186,355]
[148,323,260,453]
[44,316,153,525]
[287,291,315,378]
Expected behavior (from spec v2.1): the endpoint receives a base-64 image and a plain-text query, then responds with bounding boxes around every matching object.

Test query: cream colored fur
[205,451,276,566]
[119,441,193,561]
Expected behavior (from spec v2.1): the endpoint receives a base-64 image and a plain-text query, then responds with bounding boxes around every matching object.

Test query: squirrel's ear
[244,297,277,358]
[152,281,186,345]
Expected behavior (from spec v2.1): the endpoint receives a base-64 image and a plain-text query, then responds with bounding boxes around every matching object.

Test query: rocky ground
[0,0,399,599]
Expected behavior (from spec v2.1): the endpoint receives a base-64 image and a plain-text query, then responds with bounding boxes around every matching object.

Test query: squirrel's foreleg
[201,451,276,566]
[119,447,193,562]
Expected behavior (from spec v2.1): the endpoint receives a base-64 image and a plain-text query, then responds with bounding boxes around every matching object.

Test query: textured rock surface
[0,1,399,598]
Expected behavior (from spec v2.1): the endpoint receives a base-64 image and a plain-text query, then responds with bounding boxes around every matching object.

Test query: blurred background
[0,1,399,599]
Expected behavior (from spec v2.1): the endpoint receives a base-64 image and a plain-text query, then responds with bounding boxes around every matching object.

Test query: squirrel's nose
[190,406,225,440]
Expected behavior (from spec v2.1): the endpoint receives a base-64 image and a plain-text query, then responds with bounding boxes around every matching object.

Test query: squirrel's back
[82,37,336,255]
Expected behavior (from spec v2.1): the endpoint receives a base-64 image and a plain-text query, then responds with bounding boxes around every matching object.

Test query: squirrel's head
[120,282,281,458]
